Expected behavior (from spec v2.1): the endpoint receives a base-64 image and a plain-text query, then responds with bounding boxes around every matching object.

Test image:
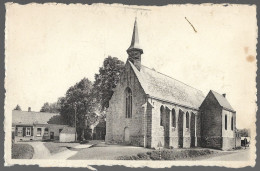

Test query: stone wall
[105,62,147,146]
[200,92,222,149]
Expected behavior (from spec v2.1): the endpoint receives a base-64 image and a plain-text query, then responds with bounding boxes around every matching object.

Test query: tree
[40,102,60,113]
[238,128,251,137]
[14,105,22,111]
[59,78,97,140]
[93,56,125,111]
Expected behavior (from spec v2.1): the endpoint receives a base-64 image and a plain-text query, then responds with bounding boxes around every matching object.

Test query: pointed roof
[210,90,235,112]
[128,61,205,110]
[127,18,143,54]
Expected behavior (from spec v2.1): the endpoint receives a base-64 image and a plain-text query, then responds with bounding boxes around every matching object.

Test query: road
[204,148,251,161]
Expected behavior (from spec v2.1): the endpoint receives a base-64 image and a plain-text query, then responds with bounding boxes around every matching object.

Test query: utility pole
[74,103,77,141]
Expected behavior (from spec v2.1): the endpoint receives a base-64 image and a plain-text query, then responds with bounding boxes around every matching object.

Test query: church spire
[127,18,143,54]
[127,18,143,71]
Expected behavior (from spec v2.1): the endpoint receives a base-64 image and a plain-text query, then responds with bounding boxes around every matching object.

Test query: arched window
[172,109,176,127]
[125,88,132,118]
[225,114,227,130]
[186,112,189,128]
[160,106,164,126]
[231,116,233,130]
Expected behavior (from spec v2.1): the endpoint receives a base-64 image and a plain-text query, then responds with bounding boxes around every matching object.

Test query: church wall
[105,62,147,146]
[148,98,199,149]
[200,92,222,149]
[222,109,236,150]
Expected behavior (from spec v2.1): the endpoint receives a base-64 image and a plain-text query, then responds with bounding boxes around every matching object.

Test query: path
[18,142,88,160]
[204,148,251,161]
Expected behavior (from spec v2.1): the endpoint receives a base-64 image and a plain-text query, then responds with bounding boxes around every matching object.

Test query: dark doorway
[50,132,54,140]
[178,110,184,148]
[190,113,196,147]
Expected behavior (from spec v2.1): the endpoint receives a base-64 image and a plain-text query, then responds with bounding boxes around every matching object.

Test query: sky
[5,3,257,129]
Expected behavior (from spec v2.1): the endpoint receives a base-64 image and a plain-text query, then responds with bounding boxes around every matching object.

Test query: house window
[160,106,164,126]
[225,115,227,130]
[186,112,189,128]
[26,127,31,136]
[37,128,42,136]
[172,109,176,127]
[125,88,132,118]
[17,127,23,137]
[44,128,49,136]
[231,116,233,130]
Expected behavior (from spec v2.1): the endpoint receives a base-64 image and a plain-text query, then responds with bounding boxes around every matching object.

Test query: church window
[125,88,132,118]
[186,112,189,128]
[160,106,164,126]
[172,109,176,127]
[231,116,233,130]
[225,115,227,130]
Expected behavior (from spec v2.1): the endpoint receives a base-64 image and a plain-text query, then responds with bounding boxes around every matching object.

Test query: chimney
[28,107,31,112]
[222,93,226,98]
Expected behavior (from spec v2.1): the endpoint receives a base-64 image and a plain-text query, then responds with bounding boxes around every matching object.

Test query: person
[244,137,247,149]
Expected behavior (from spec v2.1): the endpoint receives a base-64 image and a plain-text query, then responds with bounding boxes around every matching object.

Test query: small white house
[59,127,76,142]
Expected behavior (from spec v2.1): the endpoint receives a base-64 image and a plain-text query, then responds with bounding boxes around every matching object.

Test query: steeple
[127,18,143,71]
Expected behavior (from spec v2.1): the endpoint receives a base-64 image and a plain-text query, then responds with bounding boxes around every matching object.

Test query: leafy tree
[59,78,97,140]
[238,128,251,137]
[40,102,60,113]
[93,56,125,111]
[14,105,22,111]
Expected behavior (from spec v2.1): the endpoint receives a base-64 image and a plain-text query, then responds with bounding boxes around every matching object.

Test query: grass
[12,143,34,159]
[69,145,152,160]
[43,142,79,154]
[117,149,217,160]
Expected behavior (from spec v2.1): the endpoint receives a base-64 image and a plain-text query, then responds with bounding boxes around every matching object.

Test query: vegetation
[238,128,250,137]
[40,102,60,113]
[12,143,34,159]
[13,105,22,111]
[117,149,215,160]
[93,56,125,111]
[39,56,125,140]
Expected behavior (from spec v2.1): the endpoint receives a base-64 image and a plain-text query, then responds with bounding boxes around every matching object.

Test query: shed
[59,127,76,142]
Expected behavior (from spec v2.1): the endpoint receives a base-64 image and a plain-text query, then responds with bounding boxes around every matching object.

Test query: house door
[124,127,130,142]
[50,132,54,140]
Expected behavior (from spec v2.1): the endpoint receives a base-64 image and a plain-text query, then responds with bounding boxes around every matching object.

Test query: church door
[124,127,130,142]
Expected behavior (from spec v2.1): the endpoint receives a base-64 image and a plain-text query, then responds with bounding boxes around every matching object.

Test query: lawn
[69,145,153,160]
[43,142,79,154]
[12,143,34,159]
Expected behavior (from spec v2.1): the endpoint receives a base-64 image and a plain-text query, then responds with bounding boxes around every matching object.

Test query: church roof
[127,18,143,54]
[128,61,205,110]
[210,90,235,112]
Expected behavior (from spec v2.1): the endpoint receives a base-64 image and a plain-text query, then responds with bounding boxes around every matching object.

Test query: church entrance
[124,127,130,142]
[178,110,184,148]
[164,109,170,148]
[190,113,196,147]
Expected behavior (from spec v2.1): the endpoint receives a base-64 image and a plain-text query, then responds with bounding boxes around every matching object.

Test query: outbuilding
[59,127,76,142]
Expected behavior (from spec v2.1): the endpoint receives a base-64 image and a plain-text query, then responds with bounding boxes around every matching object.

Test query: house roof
[210,90,235,112]
[12,110,60,125]
[60,127,76,134]
[128,61,205,110]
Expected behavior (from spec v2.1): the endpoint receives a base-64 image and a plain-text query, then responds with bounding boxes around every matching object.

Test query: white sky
[5,3,257,129]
